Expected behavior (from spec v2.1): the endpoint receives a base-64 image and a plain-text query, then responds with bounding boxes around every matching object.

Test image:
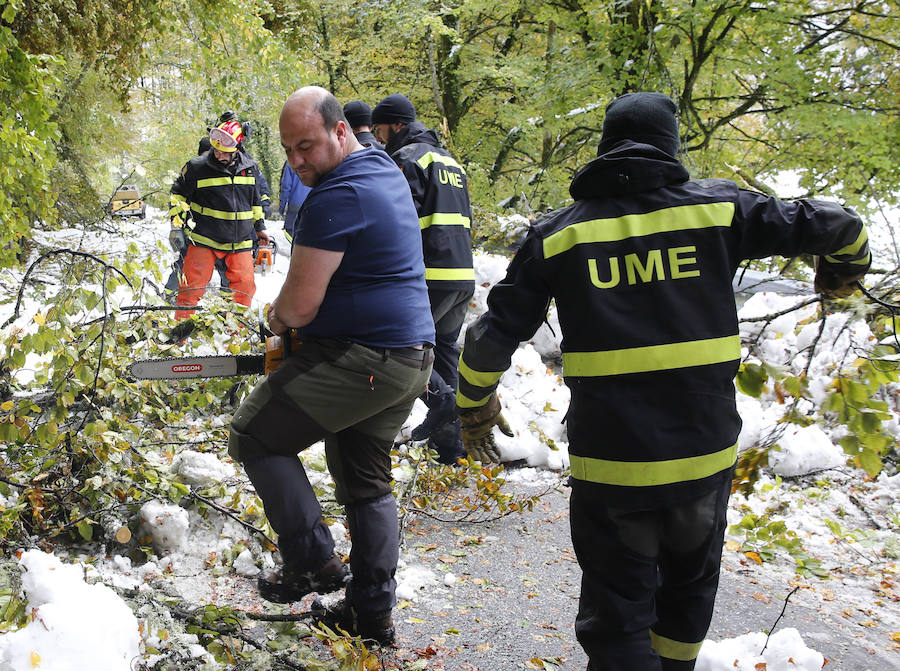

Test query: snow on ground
[0,207,898,669]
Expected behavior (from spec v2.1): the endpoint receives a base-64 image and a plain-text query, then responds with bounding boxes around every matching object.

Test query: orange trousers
[175,245,255,320]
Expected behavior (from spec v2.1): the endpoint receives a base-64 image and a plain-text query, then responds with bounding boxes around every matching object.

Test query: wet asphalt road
[386,478,898,671]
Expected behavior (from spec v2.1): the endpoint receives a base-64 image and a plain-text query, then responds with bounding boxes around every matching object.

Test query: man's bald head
[279,86,361,186]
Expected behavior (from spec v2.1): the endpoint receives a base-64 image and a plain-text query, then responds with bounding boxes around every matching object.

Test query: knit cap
[372,94,416,124]
[343,100,373,128]
[597,92,680,157]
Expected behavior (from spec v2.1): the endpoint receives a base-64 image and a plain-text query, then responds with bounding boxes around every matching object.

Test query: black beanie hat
[343,100,372,128]
[597,92,679,157]
[372,94,416,125]
[198,136,212,155]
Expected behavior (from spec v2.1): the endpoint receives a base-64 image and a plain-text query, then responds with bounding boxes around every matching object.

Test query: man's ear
[335,120,349,144]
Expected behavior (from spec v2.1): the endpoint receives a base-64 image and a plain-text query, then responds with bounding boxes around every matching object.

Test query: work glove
[169,227,187,252]
[813,256,864,299]
[458,394,513,463]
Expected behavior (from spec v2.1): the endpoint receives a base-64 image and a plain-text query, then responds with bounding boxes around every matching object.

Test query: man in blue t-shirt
[228,86,434,646]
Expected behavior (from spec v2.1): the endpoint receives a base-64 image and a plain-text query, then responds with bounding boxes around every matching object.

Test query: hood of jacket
[386,121,440,156]
[569,141,690,200]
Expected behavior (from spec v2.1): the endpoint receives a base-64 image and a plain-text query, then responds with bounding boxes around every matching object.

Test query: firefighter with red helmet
[170,120,270,320]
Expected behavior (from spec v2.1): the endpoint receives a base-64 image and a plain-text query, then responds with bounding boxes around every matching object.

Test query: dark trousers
[571,476,732,670]
[423,288,473,460]
[229,339,431,612]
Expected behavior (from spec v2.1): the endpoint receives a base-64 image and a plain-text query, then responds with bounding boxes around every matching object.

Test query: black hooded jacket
[458,141,870,506]
[387,122,475,291]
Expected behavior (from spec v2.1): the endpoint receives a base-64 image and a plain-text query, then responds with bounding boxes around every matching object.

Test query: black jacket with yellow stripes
[458,142,870,507]
[169,150,265,253]
[387,122,475,291]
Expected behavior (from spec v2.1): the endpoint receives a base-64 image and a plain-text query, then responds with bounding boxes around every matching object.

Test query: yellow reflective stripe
[543,202,735,259]
[650,630,704,661]
[459,358,503,389]
[285,230,293,243]
[420,212,471,229]
[197,176,257,188]
[190,203,256,221]
[197,177,234,188]
[425,267,476,281]
[417,151,465,174]
[831,227,868,257]
[185,231,254,251]
[456,389,493,409]
[562,335,740,377]
[824,251,871,266]
[253,205,264,220]
[570,442,737,487]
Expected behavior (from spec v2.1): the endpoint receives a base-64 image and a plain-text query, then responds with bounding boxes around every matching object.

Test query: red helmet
[209,120,243,152]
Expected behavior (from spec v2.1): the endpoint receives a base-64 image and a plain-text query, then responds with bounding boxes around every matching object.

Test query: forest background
[2,0,899,262]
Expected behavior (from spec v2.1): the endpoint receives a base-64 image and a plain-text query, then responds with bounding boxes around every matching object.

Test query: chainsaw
[128,332,301,380]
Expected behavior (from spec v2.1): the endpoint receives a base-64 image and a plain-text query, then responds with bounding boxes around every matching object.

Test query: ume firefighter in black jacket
[455,92,870,671]
[373,94,476,464]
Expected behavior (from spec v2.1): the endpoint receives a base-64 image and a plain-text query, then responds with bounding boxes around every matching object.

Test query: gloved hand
[814,256,864,298]
[169,227,187,252]
[458,394,513,463]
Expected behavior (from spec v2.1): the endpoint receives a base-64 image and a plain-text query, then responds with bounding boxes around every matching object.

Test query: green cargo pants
[228,337,431,613]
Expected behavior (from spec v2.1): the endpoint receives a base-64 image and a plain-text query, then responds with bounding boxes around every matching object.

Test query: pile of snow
[0,550,141,671]
[697,628,824,671]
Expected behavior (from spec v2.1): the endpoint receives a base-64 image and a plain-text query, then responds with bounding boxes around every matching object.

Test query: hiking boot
[311,597,395,646]
[257,554,349,604]
[427,419,465,465]
[411,390,457,441]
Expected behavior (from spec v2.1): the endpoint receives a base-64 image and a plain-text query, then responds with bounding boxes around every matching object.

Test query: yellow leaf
[408,617,424,623]
[30,651,41,667]
[725,541,741,552]
[33,313,45,326]
[891,632,900,642]
[745,551,763,565]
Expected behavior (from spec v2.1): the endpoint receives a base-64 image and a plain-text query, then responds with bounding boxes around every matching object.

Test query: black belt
[367,344,434,370]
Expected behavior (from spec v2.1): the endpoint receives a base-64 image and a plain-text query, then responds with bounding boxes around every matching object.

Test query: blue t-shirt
[296,147,435,348]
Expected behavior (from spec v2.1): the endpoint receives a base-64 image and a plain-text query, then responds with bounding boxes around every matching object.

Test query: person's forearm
[269,290,318,331]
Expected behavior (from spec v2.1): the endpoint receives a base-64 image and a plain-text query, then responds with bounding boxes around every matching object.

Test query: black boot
[311,597,395,646]
[258,554,349,604]
[411,389,457,441]
[427,419,465,464]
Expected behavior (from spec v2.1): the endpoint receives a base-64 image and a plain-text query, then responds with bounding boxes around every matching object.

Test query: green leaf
[736,363,767,398]
[76,521,93,541]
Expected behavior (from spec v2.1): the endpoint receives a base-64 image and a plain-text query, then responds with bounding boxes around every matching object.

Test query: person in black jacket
[169,120,269,320]
[372,94,475,464]
[343,100,384,151]
[455,92,870,670]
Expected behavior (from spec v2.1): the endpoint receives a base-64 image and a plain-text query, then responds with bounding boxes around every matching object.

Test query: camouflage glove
[458,394,513,463]
[813,256,864,299]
